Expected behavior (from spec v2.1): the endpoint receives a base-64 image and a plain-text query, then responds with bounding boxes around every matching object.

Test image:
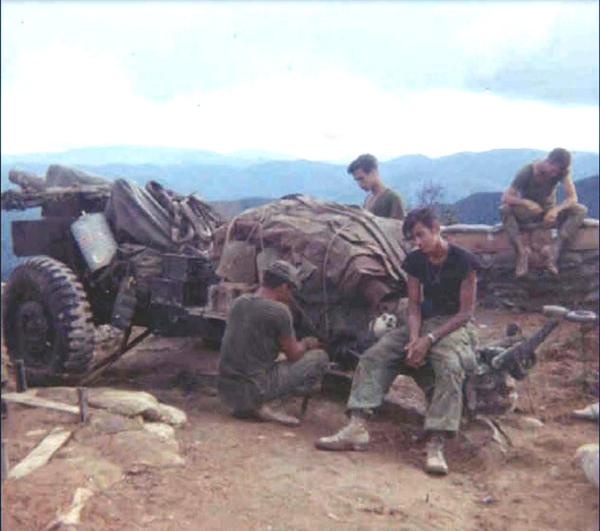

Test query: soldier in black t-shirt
[500,148,588,277]
[316,207,480,476]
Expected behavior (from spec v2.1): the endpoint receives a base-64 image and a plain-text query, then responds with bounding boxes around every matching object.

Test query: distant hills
[1,146,598,280]
[0,146,299,169]
[2,146,598,204]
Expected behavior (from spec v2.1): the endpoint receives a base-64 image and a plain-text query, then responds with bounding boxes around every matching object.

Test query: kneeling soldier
[315,207,480,475]
[218,260,329,427]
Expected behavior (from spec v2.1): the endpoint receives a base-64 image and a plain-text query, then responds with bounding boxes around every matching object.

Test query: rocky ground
[1,308,599,531]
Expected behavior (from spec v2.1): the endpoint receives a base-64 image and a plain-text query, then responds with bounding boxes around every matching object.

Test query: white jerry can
[71,212,118,271]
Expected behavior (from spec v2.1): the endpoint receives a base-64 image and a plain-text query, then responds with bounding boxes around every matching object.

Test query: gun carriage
[3,165,594,415]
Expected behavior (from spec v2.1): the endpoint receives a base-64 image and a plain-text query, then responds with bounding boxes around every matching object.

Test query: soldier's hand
[525,200,543,215]
[405,337,429,367]
[543,209,558,225]
[302,336,320,350]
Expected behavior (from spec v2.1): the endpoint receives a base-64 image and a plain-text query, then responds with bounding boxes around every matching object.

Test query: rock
[574,444,599,489]
[383,375,427,419]
[46,487,95,529]
[88,410,145,434]
[154,403,188,426]
[36,386,78,405]
[572,402,599,422]
[110,430,185,468]
[87,388,161,419]
[42,440,123,492]
[518,417,544,430]
[549,465,561,479]
[144,422,176,440]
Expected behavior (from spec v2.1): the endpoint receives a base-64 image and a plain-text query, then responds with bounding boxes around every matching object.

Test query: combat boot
[256,403,300,427]
[314,414,370,451]
[515,247,531,277]
[425,434,449,475]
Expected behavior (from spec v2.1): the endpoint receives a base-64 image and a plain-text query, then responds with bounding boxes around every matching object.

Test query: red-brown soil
[2,308,598,531]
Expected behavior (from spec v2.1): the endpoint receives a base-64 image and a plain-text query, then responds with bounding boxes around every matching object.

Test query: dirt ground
[2,308,599,531]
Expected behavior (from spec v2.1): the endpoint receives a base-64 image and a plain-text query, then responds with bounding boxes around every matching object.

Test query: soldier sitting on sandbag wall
[315,207,481,476]
[217,261,329,427]
[500,147,588,277]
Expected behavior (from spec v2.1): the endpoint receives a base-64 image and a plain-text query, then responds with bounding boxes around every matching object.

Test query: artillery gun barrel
[491,318,560,371]
[1,185,111,211]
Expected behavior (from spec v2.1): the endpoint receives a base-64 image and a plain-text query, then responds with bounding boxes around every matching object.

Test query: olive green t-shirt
[218,294,294,412]
[365,188,406,219]
[511,163,564,208]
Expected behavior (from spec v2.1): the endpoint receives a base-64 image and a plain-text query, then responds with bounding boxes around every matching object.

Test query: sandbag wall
[442,219,599,311]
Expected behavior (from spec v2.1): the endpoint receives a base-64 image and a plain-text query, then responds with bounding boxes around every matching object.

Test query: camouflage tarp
[212,195,410,353]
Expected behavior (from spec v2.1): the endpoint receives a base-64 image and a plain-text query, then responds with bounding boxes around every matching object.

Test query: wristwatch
[426,332,436,345]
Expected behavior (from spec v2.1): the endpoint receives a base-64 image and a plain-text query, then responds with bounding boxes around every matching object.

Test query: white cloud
[2,47,598,160]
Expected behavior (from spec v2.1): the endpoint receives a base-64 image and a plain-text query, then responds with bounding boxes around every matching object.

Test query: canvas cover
[213,194,409,300]
[212,195,410,350]
[105,178,225,257]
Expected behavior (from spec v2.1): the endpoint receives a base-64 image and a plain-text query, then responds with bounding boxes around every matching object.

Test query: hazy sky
[1,1,598,161]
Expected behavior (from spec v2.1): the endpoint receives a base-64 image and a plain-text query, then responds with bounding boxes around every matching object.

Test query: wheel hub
[16,301,50,362]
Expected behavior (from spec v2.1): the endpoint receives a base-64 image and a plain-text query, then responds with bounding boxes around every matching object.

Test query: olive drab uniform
[346,244,480,434]
[218,294,328,414]
[500,163,588,247]
[364,188,406,220]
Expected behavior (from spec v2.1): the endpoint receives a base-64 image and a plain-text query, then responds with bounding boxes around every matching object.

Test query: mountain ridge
[2,147,598,204]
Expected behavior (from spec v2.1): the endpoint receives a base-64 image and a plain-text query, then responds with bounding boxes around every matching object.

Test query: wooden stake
[16,360,27,392]
[76,387,88,423]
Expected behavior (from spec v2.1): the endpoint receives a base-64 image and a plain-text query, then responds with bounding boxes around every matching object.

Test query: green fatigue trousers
[263,349,330,402]
[500,203,588,249]
[347,317,478,433]
[219,349,329,415]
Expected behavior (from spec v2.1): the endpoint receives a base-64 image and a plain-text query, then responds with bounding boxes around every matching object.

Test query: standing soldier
[348,153,406,220]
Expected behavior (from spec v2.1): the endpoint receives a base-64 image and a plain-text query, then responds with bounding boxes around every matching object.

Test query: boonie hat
[265,260,301,290]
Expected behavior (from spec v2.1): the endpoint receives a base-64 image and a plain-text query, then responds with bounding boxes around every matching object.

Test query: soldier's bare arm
[544,173,578,224]
[279,334,318,362]
[501,185,542,214]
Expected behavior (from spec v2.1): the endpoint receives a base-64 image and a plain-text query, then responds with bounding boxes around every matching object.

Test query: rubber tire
[2,256,95,374]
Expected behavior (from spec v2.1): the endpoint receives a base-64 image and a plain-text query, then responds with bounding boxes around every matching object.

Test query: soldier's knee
[307,349,329,369]
[360,345,389,366]
[499,203,513,219]
[573,203,588,217]
[435,356,464,382]
[302,349,329,372]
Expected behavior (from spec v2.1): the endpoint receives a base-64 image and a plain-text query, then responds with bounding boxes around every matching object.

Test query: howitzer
[488,306,598,380]
[489,318,560,380]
